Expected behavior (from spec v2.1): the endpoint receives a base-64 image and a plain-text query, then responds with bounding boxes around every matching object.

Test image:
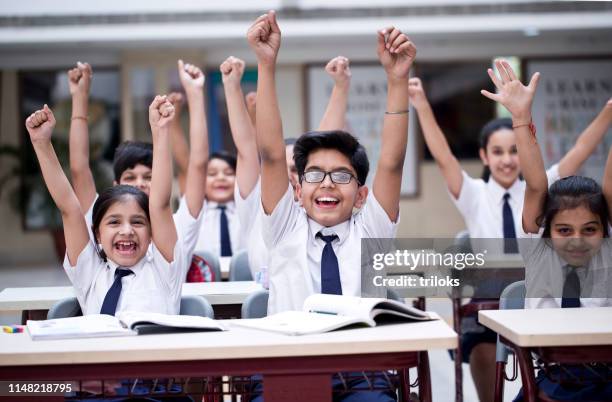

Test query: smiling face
[550,205,605,267]
[479,128,520,189]
[115,164,152,196]
[95,196,151,267]
[296,148,368,227]
[206,157,236,203]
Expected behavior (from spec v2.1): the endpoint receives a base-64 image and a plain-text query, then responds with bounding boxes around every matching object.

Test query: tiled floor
[0,264,522,402]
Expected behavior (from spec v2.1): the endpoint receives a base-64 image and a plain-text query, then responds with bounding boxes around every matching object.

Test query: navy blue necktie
[318,233,342,295]
[100,268,134,316]
[502,193,518,253]
[219,205,232,257]
[561,268,581,308]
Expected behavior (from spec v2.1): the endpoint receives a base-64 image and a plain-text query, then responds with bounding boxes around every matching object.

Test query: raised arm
[247,10,287,214]
[221,56,260,198]
[26,106,89,265]
[317,56,351,131]
[604,145,612,225]
[409,77,463,198]
[148,96,178,262]
[67,62,97,212]
[245,92,257,126]
[372,27,417,222]
[481,60,543,233]
[557,98,612,177]
[178,60,208,218]
[168,92,189,194]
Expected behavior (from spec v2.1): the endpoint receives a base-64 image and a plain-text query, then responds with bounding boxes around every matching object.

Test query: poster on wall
[527,59,612,182]
[307,64,418,196]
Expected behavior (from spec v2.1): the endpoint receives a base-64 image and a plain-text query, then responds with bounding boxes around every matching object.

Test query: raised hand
[178,60,205,95]
[25,105,56,143]
[325,56,351,87]
[377,27,416,81]
[481,59,540,122]
[220,56,246,85]
[149,95,175,130]
[167,92,184,124]
[408,77,428,110]
[67,62,92,98]
[247,10,281,66]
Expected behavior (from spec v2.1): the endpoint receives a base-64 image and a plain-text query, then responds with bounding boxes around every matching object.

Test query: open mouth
[315,196,340,209]
[114,240,138,256]
[567,249,589,257]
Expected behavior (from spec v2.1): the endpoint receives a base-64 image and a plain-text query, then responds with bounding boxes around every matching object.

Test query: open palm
[481,59,540,119]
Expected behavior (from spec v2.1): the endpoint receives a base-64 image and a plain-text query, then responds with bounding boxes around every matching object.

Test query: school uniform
[513,233,612,402]
[253,183,399,402]
[193,200,243,257]
[520,232,612,308]
[234,179,268,282]
[451,164,560,244]
[449,165,561,362]
[65,200,203,315]
[262,184,398,314]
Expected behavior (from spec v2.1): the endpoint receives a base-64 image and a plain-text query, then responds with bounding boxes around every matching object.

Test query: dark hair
[293,130,369,186]
[91,185,150,260]
[284,137,297,146]
[209,151,237,172]
[539,176,609,238]
[479,118,513,181]
[113,141,153,181]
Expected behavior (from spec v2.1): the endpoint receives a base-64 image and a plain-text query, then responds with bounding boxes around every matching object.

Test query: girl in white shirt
[25,96,201,316]
[484,59,612,402]
[410,71,611,402]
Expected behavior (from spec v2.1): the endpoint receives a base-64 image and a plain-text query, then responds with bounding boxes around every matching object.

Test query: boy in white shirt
[220,55,352,281]
[247,10,415,402]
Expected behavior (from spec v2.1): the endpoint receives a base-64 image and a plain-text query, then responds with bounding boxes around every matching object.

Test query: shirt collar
[207,200,235,213]
[105,249,151,276]
[308,217,350,245]
[487,176,522,205]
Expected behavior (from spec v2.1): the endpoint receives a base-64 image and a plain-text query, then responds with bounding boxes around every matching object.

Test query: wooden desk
[479,307,612,402]
[0,319,457,402]
[0,281,262,322]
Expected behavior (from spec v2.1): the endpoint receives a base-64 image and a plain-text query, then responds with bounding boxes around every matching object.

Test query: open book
[232,294,436,336]
[27,312,226,340]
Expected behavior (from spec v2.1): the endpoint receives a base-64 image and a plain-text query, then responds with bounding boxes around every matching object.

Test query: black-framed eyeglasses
[302,170,359,185]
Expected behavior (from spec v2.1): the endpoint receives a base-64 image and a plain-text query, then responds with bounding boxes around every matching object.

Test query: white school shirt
[234,179,268,280]
[262,184,398,315]
[451,165,560,251]
[193,200,243,256]
[519,229,612,309]
[65,203,203,315]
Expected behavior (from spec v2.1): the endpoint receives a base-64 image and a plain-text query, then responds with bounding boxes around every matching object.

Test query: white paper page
[116,311,226,331]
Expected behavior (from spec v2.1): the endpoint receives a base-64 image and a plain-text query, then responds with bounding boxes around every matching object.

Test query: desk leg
[417,351,432,402]
[263,373,331,402]
[502,337,537,402]
[452,298,463,402]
